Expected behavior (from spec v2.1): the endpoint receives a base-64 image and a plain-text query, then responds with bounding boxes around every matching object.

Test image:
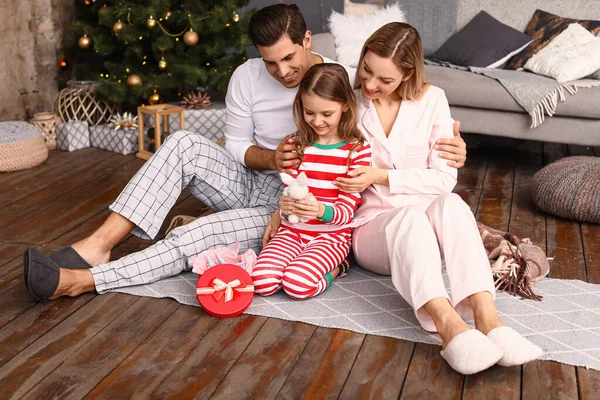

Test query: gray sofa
[312,0,600,146]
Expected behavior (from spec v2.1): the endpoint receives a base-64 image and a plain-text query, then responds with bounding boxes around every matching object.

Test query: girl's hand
[263,209,282,248]
[279,195,297,216]
[293,197,323,220]
[435,120,467,168]
[335,167,387,193]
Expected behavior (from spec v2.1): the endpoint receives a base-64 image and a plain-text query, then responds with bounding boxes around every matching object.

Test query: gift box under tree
[90,124,138,155]
[143,101,226,143]
[56,121,90,152]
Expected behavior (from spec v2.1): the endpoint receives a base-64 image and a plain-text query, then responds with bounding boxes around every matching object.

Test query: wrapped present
[90,124,138,155]
[143,101,226,143]
[56,121,90,152]
[196,264,254,318]
[189,241,256,276]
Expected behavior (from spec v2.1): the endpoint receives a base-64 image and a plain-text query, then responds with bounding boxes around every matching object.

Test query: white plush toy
[280,171,316,223]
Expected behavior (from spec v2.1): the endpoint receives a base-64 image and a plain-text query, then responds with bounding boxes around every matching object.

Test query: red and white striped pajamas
[251,141,372,300]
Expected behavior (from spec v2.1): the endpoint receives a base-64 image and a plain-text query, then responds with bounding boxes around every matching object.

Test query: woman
[280,22,543,375]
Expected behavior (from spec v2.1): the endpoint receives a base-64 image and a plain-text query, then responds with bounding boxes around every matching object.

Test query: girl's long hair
[293,63,365,164]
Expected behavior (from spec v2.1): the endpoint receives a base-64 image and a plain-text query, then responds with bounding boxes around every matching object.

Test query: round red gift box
[196,263,255,318]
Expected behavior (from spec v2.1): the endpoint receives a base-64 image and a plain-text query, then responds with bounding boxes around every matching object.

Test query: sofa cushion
[433,11,532,68]
[524,23,600,83]
[505,9,600,70]
[425,65,600,119]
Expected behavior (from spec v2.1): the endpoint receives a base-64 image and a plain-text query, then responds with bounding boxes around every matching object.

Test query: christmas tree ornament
[148,90,161,104]
[57,58,69,71]
[110,112,138,130]
[232,11,240,23]
[147,15,156,29]
[183,29,199,46]
[126,74,142,86]
[113,20,124,35]
[158,57,167,70]
[180,91,212,109]
[78,34,92,49]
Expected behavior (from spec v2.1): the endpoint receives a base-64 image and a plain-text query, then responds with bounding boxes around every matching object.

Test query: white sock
[487,326,543,367]
[440,329,503,375]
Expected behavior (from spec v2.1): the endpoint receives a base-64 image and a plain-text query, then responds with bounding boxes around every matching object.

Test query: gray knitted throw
[533,157,600,224]
[425,59,600,128]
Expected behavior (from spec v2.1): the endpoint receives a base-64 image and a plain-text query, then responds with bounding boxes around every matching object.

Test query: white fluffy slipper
[440,329,503,375]
[487,326,544,367]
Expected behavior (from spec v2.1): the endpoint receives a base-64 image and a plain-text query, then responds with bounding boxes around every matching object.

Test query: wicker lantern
[54,81,118,126]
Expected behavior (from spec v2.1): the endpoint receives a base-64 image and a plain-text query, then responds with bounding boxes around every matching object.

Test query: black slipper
[23,247,61,302]
[49,247,92,270]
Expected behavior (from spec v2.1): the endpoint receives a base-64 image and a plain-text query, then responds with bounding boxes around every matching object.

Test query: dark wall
[241,0,344,34]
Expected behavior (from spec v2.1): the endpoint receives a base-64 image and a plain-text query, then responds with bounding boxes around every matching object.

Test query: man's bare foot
[49,269,95,299]
[72,238,111,267]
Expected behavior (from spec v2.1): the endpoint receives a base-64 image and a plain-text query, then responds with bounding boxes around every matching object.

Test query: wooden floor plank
[339,336,414,400]
[543,143,587,281]
[0,294,95,367]
[0,276,38,329]
[0,149,73,189]
[210,319,317,399]
[578,367,600,400]
[522,361,579,400]
[462,365,521,400]
[150,315,268,399]
[5,159,144,244]
[0,149,107,209]
[0,293,138,399]
[475,147,517,230]
[21,297,178,400]
[0,151,129,234]
[581,223,600,284]
[86,305,217,399]
[0,243,27,267]
[399,343,463,400]
[454,147,487,213]
[508,141,546,246]
[276,328,365,400]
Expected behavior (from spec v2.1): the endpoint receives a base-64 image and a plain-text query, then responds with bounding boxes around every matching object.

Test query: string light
[126,68,130,73]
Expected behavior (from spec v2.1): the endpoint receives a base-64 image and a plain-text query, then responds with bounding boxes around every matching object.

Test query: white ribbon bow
[196,278,254,302]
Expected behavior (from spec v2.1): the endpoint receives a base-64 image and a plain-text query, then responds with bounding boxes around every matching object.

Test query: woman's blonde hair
[293,63,364,164]
[354,22,428,100]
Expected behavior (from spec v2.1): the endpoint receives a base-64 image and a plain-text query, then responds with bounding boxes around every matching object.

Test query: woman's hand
[263,208,282,248]
[435,120,467,168]
[293,196,324,221]
[335,167,387,193]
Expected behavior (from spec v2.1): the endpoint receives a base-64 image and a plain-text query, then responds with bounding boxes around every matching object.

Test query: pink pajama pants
[352,193,495,332]
[251,226,351,300]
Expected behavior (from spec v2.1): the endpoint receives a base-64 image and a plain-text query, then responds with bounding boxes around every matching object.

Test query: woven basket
[54,81,118,127]
[0,136,48,172]
[29,112,60,149]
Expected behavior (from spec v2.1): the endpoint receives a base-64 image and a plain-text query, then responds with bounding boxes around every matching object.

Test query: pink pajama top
[352,85,458,227]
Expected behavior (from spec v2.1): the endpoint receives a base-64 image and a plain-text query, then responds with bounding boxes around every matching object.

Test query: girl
[251,63,371,300]
[333,23,543,375]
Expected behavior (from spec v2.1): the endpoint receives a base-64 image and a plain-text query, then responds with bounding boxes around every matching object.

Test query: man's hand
[335,167,387,193]
[262,208,282,248]
[275,134,300,173]
[435,120,467,168]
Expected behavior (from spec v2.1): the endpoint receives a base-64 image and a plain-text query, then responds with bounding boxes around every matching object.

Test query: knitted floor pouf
[533,156,600,224]
[0,121,49,172]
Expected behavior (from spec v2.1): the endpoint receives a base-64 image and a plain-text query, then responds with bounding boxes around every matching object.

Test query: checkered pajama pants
[251,226,351,300]
[90,131,282,293]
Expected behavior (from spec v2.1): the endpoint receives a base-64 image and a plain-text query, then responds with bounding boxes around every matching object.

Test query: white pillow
[329,4,407,67]
[344,0,384,16]
[524,23,600,82]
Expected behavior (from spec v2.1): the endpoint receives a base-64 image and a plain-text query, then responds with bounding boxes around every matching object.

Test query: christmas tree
[58,0,252,107]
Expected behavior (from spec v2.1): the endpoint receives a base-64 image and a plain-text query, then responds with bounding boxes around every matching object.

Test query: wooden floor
[0,137,599,399]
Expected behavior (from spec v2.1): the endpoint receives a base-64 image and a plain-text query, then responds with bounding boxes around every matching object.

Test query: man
[24,4,467,301]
